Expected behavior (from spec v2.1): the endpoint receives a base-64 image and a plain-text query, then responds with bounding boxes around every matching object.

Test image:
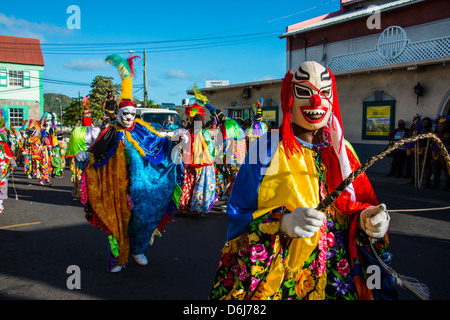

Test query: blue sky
[0,0,340,105]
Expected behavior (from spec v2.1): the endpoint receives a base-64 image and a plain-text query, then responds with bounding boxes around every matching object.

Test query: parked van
[135,107,182,137]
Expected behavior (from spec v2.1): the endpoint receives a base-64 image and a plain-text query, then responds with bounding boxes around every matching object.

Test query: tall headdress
[254,97,263,122]
[82,96,92,126]
[185,83,207,121]
[105,54,140,107]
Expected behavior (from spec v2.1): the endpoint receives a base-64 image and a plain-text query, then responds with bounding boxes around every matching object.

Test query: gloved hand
[359,203,390,238]
[280,207,325,238]
[75,150,89,163]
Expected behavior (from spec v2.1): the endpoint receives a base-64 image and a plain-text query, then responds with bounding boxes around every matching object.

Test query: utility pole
[144,49,147,107]
[59,93,63,132]
[78,91,81,126]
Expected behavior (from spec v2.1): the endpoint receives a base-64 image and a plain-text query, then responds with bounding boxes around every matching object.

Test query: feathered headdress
[185,83,207,121]
[192,83,208,106]
[254,97,263,122]
[434,115,450,127]
[105,54,140,103]
[27,119,41,136]
[185,103,206,120]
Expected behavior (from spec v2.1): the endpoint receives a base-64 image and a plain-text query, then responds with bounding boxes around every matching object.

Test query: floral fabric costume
[209,135,397,300]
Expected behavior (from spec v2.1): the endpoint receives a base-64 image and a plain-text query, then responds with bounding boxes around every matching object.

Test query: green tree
[62,98,83,127]
[145,99,161,108]
[89,76,120,121]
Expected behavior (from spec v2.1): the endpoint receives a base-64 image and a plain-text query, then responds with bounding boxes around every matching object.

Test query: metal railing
[328,36,450,72]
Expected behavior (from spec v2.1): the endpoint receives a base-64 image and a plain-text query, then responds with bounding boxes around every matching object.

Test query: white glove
[280,207,325,238]
[75,150,89,163]
[359,203,390,238]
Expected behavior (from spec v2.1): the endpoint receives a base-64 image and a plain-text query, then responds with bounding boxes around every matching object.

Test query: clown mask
[118,106,136,129]
[290,61,333,131]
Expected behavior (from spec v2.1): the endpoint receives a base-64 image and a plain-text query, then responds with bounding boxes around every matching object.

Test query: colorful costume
[178,88,217,216]
[245,97,268,148]
[65,97,101,196]
[207,104,246,199]
[0,111,16,213]
[77,54,179,272]
[209,61,396,300]
[50,133,66,178]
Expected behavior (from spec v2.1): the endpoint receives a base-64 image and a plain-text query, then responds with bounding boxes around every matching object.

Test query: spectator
[431,116,450,190]
[102,91,118,121]
[387,119,409,177]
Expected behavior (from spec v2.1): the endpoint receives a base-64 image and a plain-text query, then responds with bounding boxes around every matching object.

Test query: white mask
[117,106,136,129]
[290,61,333,131]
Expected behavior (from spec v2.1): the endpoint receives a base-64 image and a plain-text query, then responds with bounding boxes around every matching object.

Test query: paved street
[0,164,449,300]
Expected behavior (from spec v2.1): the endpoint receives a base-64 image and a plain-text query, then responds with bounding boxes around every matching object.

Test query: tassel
[221,233,248,254]
[369,240,430,300]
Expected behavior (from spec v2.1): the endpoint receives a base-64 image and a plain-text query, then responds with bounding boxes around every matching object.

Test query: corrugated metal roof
[280,0,424,38]
[0,35,44,66]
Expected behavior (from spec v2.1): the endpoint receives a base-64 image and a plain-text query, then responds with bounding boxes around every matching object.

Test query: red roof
[0,35,44,66]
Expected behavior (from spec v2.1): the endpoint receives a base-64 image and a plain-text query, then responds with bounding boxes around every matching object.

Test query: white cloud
[64,59,108,71]
[165,70,191,80]
[253,75,277,81]
[200,72,212,80]
[0,13,70,43]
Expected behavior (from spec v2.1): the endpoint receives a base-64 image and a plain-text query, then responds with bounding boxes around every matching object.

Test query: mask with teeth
[117,104,136,129]
[290,61,333,131]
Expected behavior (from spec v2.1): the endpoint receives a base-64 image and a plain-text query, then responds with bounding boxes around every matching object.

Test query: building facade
[0,35,45,128]
[281,0,450,171]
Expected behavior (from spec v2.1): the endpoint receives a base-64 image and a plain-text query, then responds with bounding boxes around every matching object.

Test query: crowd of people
[172,90,272,217]
[0,112,68,213]
[388,114,450,190]
[2,57,442,300]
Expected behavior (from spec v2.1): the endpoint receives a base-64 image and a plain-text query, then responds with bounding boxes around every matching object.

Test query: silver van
[135,107,182,137]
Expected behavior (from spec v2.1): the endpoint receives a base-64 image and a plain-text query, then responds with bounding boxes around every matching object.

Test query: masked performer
[76,54,179,273]
[65,97,101,196]
[178,89,217,216]
[0,111,16,213]
[209,61,395,300]
[207,103,246,200]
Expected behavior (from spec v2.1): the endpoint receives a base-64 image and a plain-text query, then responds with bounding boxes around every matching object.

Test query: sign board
[205,80,229,88]
[362,101,396,140]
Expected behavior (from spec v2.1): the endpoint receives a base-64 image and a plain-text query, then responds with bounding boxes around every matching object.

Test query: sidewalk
[367,171,449,191]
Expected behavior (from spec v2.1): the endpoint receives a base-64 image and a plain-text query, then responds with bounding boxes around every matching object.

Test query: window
[9,108,24,127]
[8,70,23,87]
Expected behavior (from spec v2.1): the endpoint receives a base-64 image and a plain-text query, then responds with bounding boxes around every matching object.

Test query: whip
[315,132,450,300]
